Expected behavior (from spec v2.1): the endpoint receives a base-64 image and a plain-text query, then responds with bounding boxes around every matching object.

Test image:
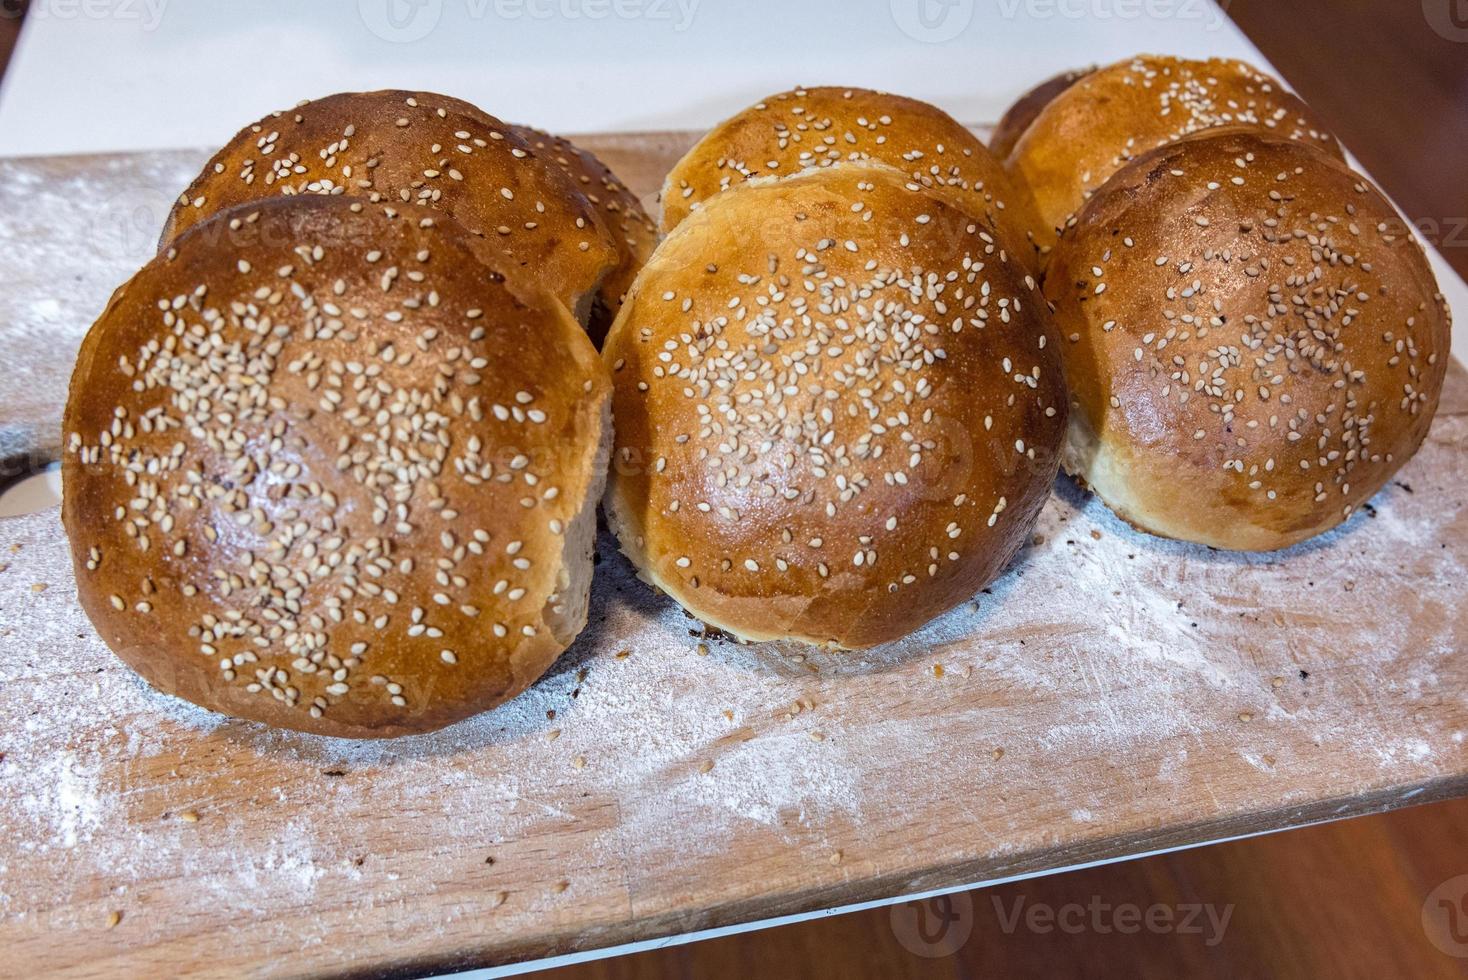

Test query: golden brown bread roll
[1044,130,1451,551]
[988,68,1092,162]
[605,162,1067,648]
[660,85,1045,274]
[1008,56,1342,241]
[512,124,658,346]
[64,196,611,737]
[161,90,620,325]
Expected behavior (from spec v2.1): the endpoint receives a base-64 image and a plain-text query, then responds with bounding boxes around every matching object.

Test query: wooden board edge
[325,773,1468,979]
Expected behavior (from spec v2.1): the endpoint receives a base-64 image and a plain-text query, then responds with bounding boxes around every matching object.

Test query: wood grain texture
[0,134,1466,979]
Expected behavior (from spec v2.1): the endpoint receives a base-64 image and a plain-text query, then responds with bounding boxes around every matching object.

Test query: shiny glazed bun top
[661,85,1045,273]
[1008,56,1342,239]
[64,196,611,737]
[1045,130,1450,551]
[161,90,621,323]
[605,162,1067,648]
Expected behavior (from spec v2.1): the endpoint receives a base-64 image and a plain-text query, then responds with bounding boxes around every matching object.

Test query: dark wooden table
[544,796,1468,979]
[1229,0,1468,283]
[0,1,23,81]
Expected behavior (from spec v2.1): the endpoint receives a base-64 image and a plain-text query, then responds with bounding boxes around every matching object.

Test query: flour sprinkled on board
[0,144,1465,972]
[2,453,1465,938]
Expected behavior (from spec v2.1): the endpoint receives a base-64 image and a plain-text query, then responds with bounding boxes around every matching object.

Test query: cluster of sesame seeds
[613,168,1064,635]
[168,92,616,308]
[666,87,1025,242]
[511,125,658,336]
[1115,58,1337,163]
[1025,58,1342,237]
[1049,58,1336,219]
[67,200,588,724]
[1056,138,1446,522]
[515,125,656,251]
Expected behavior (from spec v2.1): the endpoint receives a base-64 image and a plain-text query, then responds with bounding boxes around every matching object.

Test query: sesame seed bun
[64,196,612,737]
[160,90,621,327]
[512,125,659,346]
[1007,56,1343,242]
[988,68,1092,163]
[660,85,1045,275]
[605,162,1067,648]
[1044,130,1451,551]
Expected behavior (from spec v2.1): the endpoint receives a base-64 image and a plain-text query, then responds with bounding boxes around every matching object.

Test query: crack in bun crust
[661,85,1045,275]
[1007,56,1344,243]
[160,90,621,327]
[512,125,659,347]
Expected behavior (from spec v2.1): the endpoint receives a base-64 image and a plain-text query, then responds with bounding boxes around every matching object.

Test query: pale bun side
[1009,55,1343,242]
[606,161,1067,648]
[65,196,611,737]
[660,85,1045,274]
[1045,130,1450,551]
[161,90,620,326]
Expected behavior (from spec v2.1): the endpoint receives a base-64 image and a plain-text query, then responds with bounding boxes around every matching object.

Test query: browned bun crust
[1044,130,1451,551]
[988,68,1092,162]
[160,90,620,325]
[64,196,612,737]
[1008,56,1343,241]
[605,162,1067,648]
[660,85,1046,274]
[512,124,659,346]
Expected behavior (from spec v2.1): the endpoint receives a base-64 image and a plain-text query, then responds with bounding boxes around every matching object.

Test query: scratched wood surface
[0,132,1466,980]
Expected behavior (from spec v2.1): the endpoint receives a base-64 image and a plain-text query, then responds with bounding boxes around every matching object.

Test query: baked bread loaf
[1044,130,1451,551]
[1008,56,1342,241]
[660,85,1045,273]
[512,124,658,345]
[605,162,1067,648]
[64,196,611,737]
[988,68,1091,162]
[160,90,620,325]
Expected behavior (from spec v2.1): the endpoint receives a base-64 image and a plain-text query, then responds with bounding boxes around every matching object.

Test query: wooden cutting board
[1,132,1466,980]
